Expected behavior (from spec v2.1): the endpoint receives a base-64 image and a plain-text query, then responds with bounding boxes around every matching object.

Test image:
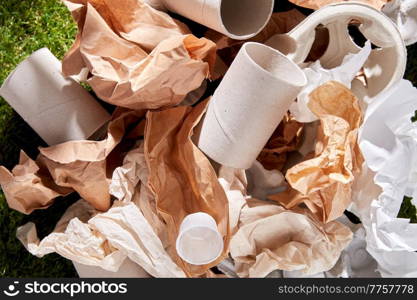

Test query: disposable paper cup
[73,258,151,278]
[195,42,306,169]
[160,0,274,40]
[176,212,224,266]
[0,48,111,145]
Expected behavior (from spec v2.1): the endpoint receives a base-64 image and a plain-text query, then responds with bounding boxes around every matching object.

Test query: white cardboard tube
[195,42,306,169]
[0,48,111,146]
[159,0,274,40]
[73,258,151,278]
[176,212,223,266]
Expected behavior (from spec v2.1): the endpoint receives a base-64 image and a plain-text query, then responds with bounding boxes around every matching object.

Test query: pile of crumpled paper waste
[1,0,417,278]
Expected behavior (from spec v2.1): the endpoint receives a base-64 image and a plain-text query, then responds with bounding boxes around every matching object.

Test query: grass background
[0,0,417,278]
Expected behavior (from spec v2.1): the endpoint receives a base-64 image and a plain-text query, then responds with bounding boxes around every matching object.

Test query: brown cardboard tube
[195,42,306,169]
[0,48,111,145]
[150,0,274,40]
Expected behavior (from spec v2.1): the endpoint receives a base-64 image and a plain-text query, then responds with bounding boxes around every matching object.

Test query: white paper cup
[0,48,111,145]
[195,42,306,169]
[156,0,274,40]
[176,212,224,266]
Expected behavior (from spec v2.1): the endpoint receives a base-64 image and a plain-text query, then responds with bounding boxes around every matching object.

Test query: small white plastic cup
[176,212,224,266]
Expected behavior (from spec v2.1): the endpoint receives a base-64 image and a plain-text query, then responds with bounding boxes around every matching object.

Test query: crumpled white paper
[351,79,417,277]
[109,142,146,204]
[383,0,417,46]
[17,142,186,278]
[290,41,372,122]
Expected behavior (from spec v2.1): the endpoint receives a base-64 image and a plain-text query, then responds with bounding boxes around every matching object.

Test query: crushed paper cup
[383,0,417,46]
[73,258,151,278]
[151,0,274,40]
[0,48,111,146]
[195,42,307,169]
[267,2,406,99]
[176,213,224,266]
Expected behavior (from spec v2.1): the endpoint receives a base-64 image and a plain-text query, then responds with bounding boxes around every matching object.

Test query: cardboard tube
[0,48,111,146]
[195,42,306,169]
[160,0,274,40]
[73,258,151,278]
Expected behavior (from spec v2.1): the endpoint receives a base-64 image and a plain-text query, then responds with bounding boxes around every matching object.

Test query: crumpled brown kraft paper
[0,152,73,214]
[145,99,230,277]
[257,113,304,172]
[18,141,186,277]
[288,0,388,10]
[38,109,145,212]
[62,0,216,110]
[0,109,145,214]
[269,81,364,223]
[229,199,353,277]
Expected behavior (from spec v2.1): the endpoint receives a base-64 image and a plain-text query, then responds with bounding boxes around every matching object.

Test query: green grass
[0,0,417,278]
[0,0,78,278]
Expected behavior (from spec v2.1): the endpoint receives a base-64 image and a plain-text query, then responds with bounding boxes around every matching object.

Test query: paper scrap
[62,0,216,110]
[229,198,352,277]
[18,199,185,277]
[347,79,417,277]
[1,109,145,213]
[37,109,145,211]
[0,151,72,214]
[358,80,417,252]
[270,81,364,223]
[257,113,304,172]
[290,41,372,123]
[145,99,230,276]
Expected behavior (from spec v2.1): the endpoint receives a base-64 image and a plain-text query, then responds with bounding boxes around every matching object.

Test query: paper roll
[159,0,274,40]
[0,48,111,146]
[195,42,306,169]
[73,258,151,278]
